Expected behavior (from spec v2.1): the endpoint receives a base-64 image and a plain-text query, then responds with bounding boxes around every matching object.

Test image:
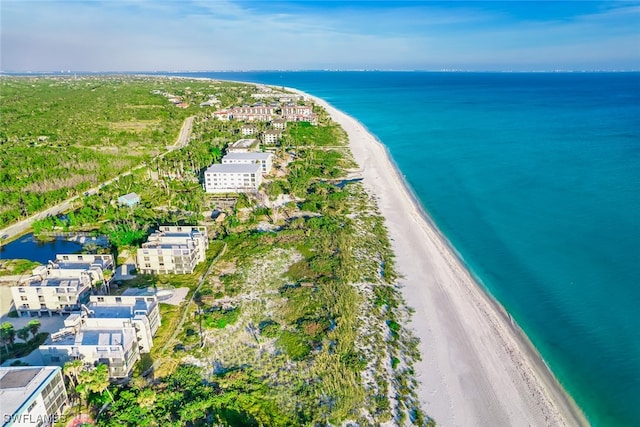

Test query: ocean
[173,71,639,426]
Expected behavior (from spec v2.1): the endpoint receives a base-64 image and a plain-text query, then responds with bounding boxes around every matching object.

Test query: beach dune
[307,94,588,426]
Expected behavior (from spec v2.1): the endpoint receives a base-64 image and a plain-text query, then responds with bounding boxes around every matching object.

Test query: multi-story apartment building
[230,104,277,121]
[203,163,262,194]
[281,103,318,124]
[0,366,68,427]
[40,326,140,379]
[11,254,113,317]
[262,130,283,145]
[40,289,162,380]
[271,119,287,130]
[240,125,258,136]
[136,226,208,275]
[222,152,273,175]
[70,292,161,353]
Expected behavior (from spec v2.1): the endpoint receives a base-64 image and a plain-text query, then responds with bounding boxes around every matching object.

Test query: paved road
[0,116,195,244]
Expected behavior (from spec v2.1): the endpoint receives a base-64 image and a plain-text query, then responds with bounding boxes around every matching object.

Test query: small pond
[0,233,108,264]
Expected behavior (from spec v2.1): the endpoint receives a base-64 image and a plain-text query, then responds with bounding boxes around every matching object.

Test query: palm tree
[63,360,84,410]
[0,322,16,353]
[90,363,113,402]
[63,359,84,388]
[27,319,41,339]
[17,327,30,344]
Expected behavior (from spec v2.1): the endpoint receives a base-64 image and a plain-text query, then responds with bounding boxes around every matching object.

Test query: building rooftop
[0,366,61,420]
[26,277,84,288]
[223,152,273,161]
[122,287,158,297]
[229,138,258,149]
[80,329,127,346]
[117,192,140,203]
[205,163,262,174]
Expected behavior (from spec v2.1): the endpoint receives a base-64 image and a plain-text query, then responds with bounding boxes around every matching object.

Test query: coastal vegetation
[0,75,258,229]
[2,76,430,425]
[0,320,46,363]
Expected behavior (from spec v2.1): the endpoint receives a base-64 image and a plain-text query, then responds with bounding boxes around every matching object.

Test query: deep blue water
[1,234,84,264]
[177,72,639,425]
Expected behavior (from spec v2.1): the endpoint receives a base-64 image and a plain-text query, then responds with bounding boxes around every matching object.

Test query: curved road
[0,116,194,244]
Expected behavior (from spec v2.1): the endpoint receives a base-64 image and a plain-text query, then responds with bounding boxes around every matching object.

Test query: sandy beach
[302,93,588,426]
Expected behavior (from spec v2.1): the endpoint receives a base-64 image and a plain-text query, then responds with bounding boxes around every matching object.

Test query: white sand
[300,93,588,426]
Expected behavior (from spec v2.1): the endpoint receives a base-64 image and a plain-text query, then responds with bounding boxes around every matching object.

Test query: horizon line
[2,69,640,75]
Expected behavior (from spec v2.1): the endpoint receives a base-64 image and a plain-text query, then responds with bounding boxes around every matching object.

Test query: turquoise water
[173,71,639,426]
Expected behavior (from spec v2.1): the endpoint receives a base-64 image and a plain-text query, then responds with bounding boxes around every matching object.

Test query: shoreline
[299,90,588,426]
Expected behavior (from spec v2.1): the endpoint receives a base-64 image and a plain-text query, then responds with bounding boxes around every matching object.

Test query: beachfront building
[49,290,160,353]
[136,226,208,275]
[281,103,318,125]
[40,326,140,379]
[83,292,160,352]
[11,254,114,317]
[203,163,262,194]
[40,290,162,379]
[262,130,283,145]
[222,152,273,175]
[230,104,277,121]
[0,366,68,427]
[227,138,260,153]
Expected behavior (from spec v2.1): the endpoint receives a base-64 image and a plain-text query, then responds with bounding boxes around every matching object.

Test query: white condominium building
[203,163,262,194]
[41,289,163,379]
[11,254,114,317]
[79,292,160,352]
[40,327,140,379]
[262,130,283,145]
[222,152,273,175]
[136,226,208,275]
[0,366,68,427]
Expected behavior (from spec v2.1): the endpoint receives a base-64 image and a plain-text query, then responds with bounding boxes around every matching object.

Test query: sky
[1,0,639,72]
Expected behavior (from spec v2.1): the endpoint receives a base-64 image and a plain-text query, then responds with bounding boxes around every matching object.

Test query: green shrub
[259,321,281,338]
[203,307,240,329]
[277,331,311,361]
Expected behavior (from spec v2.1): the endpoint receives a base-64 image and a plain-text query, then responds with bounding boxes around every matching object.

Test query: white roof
[222,152,272,161]
[0,367,62,419]
[230,138,258,148]
[205,163,261,174]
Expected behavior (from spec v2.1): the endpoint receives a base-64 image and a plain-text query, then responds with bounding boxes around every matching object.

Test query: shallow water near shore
[169,71,639,426]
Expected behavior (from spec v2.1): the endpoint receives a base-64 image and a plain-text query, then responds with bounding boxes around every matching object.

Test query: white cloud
[1,0,638,71]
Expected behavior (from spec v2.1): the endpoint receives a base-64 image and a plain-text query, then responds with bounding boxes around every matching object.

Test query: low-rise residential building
[227,138,260,153]
[203,163,262,194]
[136,226,208,275]
[262,129,283,145]
[40,326,140,379]
[40,289,163,379]
[230,104,277,121]
[11,254,114,317]
[222,152,273,175]
[117,192,140,207]
[77,292,160,353]
[281,103,318,124]
[212,110,231,121]
[271,119,287,130]
[240,125,258,136]
[0,366,68,427]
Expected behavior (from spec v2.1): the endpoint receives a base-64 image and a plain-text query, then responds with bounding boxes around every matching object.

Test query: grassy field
[0,75,258,228]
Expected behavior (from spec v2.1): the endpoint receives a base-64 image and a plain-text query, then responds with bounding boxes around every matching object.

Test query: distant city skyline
[1,0,639,72]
